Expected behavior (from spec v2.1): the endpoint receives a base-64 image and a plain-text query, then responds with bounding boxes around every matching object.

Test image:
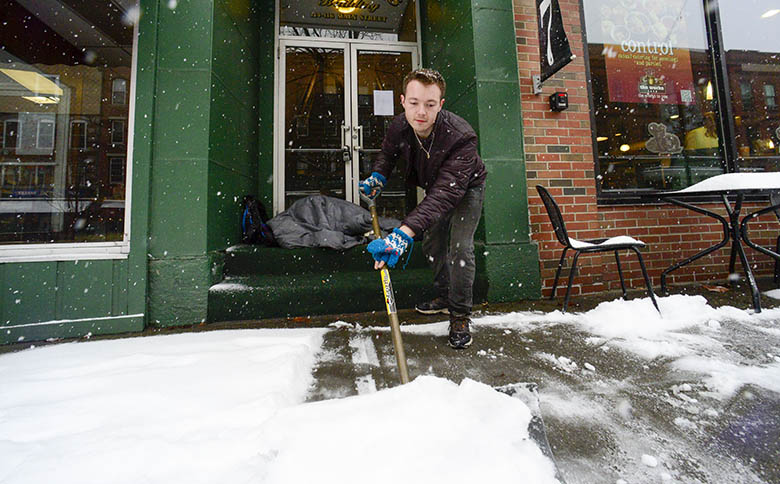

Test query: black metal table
[659,173,780,313]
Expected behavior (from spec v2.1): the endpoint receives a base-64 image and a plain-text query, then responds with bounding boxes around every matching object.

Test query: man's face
[401,80,444,138]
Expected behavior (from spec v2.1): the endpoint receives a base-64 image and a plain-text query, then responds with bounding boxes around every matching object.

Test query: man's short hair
[402,68,446,99]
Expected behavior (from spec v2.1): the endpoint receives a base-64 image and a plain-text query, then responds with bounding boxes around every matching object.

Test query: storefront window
[0,0,137,244]
[721,0,780,168]
[279,0,418,42]
[584,0,724,194]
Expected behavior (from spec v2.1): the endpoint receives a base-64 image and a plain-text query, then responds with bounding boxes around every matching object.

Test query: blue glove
[367,228,414,269]
[359,172,387,200]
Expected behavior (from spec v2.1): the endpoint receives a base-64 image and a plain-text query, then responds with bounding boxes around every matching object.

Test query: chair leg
[630,247,661,314]
[615,250,627,299]
[563,251,582,313]
[775,236,780,284]
[550,247,568,300]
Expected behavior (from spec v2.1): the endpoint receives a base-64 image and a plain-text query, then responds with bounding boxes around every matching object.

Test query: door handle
[353,125,363,151]
[341,123,351,150]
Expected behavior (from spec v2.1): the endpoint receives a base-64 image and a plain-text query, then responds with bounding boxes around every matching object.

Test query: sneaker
[448,315,472,349]
[415,296,449,315]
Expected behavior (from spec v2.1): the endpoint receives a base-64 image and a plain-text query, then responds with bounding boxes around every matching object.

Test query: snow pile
[254,376,559,484]
[0,330,559,484]
[0,329,325,484]
[470,294,780,399]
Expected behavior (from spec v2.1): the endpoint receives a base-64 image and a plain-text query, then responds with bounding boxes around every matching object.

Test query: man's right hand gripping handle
[359,172,386,200]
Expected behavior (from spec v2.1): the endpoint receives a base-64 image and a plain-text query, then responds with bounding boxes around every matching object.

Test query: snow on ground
[0,329,558,484]
[2,294,779,483]
[0,329,324,484]
[469,294,780,399]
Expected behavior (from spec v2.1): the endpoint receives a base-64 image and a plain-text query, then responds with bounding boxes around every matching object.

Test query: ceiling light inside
[1,68,63,96]
[761,9,780,18]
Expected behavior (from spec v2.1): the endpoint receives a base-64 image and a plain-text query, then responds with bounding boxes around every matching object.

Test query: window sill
[0,241,130,263]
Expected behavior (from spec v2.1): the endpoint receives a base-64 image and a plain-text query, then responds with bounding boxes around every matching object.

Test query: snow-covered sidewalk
[2,294,780,483]
[0,329,558,484]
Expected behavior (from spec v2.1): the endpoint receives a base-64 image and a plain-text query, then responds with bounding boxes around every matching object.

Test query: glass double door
[277,40,417,218]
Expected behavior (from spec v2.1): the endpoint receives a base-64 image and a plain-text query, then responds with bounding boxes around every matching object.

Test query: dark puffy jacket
[371,110,487,235]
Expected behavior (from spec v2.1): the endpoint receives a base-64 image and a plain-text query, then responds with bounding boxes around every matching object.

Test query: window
[36,118,55,150]
[764,84,777,109]
[70,120,87,149]
[722,0,780,166]
[109,157,125,185]
[740,81,754,109]
[0,0,137,245]
[584,0,722,195]
[110,119,125,145]
[112,78,127,105]
[584,0,780,198]
[3,120,19,149]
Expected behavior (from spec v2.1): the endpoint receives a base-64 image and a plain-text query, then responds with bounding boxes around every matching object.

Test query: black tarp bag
[241,195,276,246]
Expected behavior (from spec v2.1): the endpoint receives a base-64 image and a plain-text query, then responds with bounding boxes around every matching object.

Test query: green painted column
[145,0,261,327]
[257,2,276,209]
[421,0,541,302]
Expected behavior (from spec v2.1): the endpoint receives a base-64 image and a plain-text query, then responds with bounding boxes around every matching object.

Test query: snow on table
[666,172,780,194]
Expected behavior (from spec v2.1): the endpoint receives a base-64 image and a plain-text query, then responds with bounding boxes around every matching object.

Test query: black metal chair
[536,185,660,313]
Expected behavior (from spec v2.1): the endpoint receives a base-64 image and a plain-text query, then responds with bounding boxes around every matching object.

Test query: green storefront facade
[1,0,540,345]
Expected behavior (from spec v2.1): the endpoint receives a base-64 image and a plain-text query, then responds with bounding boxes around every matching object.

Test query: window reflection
[0,0,137,244]
[585,0,724,192]
[721,0,780,168]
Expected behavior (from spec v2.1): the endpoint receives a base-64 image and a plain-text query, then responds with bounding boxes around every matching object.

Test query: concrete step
[223,243,431,277]
[208,268,439,322]
[209,243,488,323]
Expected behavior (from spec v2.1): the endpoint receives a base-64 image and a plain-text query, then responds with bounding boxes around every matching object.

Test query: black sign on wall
[536,0,573,82]
[280,0,409,33]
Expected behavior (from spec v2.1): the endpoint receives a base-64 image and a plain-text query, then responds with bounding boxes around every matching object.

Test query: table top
[662,172,780,196]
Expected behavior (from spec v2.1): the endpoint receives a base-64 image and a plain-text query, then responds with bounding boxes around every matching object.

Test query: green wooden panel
[208,76,257,177]
[207,162,254,251]
[483,160,531,243]
[257,2,275,208]
[212,0,258,102]
[127,0,159,320]
[112,259,129,315]
[473,6,518,81]
[1,262,57,326]
[483,243,541,301]
[475,81,524,160]
[56,260,114,319]
[149,158,208,257]
[152,69,212,161]
[156,0,214,70]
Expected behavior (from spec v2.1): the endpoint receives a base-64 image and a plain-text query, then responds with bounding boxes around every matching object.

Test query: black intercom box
[549,92,568,111]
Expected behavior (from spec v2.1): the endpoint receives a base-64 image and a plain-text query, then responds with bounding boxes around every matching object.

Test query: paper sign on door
[373,90,394,116]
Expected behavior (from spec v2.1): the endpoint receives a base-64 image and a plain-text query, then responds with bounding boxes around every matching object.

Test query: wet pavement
[303,281,780,484]
[2,281,779,483]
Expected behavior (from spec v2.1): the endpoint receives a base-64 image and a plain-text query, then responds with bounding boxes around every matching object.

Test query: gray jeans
[421,185,485,316]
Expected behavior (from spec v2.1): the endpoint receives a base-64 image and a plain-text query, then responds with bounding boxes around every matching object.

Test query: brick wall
[513,0,779,298]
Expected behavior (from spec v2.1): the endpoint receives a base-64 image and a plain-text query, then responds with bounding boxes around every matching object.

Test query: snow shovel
[495,382,567,483]
[361,192,410,384]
